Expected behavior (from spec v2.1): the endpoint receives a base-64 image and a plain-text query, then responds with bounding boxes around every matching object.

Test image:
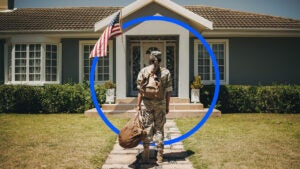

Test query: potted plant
[104,81,116,104]
[190,75,203,103]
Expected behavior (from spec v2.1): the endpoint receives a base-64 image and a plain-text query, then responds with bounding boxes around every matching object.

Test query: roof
[0,5,299,33]
[187,6,300,30]
[0,7,120,32]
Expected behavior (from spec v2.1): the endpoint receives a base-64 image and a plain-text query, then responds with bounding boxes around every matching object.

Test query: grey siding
[229,38,300,85]
[0,39,5,84]
[61,39,81,83]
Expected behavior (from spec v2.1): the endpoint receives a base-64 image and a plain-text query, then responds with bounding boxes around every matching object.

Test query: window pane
[14,44,27,81]
[29,44,41,81]
[46,75,50,81]
[212,43,225,81]
[15,74,20,81]
[15,67,20,73]
[82,44,94,81]
[45,44,58,81]
[52,45,57,51]
[197,44,210,80]
[29,67,34,73]
[52,75,56,80]
[20,74,26,81]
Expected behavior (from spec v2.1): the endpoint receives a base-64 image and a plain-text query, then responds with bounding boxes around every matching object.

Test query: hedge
[200,85,300,113]
[0,84,107,113]
[0,84,299,114]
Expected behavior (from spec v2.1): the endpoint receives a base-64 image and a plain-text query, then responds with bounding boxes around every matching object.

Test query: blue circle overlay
[90,16,220,145]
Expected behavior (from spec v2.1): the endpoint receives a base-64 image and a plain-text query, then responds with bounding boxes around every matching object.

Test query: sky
[14,0,300,20]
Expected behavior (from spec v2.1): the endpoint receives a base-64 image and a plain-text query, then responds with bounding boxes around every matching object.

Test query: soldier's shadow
[128,149,195,169]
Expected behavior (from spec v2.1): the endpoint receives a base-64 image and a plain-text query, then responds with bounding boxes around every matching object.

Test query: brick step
[116,97,190,104]
[84,108,221,118]
[102,103,204,111]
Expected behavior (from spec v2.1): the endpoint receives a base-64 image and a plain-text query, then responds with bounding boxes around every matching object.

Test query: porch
[84,97,221,118]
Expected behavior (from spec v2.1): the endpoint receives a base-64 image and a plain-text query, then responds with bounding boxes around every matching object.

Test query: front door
[128,40,178,96]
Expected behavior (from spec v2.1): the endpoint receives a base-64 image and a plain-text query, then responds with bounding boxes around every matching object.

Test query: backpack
[118,110,145,149]
[141,72,163,100]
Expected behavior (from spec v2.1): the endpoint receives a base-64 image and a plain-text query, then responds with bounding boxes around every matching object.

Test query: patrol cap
[149,51,162,63]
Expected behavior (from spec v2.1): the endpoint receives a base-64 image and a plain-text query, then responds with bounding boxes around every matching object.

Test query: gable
[121,3,204,32]
[94,0,213,32]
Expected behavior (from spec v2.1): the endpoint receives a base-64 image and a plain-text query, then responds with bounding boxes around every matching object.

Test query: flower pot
[105,88,115,104]
[191,89,200,103]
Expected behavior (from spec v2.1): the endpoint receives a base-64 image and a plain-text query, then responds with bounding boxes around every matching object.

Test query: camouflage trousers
[141,99,166,150]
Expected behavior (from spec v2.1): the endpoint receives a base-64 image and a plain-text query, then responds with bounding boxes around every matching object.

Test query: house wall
[0,39,5,84]
[229,37,300,85]
[61,39,80,83]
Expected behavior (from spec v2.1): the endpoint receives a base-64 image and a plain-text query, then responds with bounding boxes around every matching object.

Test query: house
[0,0,299,116]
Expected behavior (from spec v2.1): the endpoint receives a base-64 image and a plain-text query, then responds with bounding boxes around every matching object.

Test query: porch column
[178,30,190,99]
[115,36,127,99]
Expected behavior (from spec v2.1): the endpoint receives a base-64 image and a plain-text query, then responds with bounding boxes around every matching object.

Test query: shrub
[200,85,300,113]
[0,83,107,114]
[0,85,43,113]
[0,85,15,113]
[41,84,87,113]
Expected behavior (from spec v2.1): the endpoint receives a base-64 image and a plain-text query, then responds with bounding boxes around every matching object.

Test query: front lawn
[176,114,300,169]
[0,114,128,169]
[1,114,299,169]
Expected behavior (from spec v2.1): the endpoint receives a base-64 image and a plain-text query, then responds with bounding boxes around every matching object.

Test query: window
[5,43,61,85]
[194,39,229,84]
[45,45,58,81]
[79,40,113,83]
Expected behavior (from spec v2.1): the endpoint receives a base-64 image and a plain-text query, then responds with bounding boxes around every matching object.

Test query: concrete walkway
[102,120,195,169]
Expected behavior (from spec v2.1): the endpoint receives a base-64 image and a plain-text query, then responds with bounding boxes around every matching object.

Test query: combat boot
[142,144,150,163]
[157,149,163,163]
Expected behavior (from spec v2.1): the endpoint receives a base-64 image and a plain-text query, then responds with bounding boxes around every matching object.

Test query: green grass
[175,114,300,169]
[0,114,128,169]
[1,114,299,169]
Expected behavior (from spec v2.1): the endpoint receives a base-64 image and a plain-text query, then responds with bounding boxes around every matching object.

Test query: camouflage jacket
[137,64,172,102]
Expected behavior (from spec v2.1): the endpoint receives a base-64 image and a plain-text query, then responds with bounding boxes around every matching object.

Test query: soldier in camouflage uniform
[136,51,172,163]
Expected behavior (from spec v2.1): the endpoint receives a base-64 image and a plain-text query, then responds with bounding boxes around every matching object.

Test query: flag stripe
[90,11,122,58]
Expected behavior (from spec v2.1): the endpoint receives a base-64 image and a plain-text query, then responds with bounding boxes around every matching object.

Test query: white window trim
[79,40,113,84]
[4,43,8,84]
[194,39,229,85]
[4,43,62,85]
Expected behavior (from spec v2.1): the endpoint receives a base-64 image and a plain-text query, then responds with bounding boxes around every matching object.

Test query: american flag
[90,11,122,58]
